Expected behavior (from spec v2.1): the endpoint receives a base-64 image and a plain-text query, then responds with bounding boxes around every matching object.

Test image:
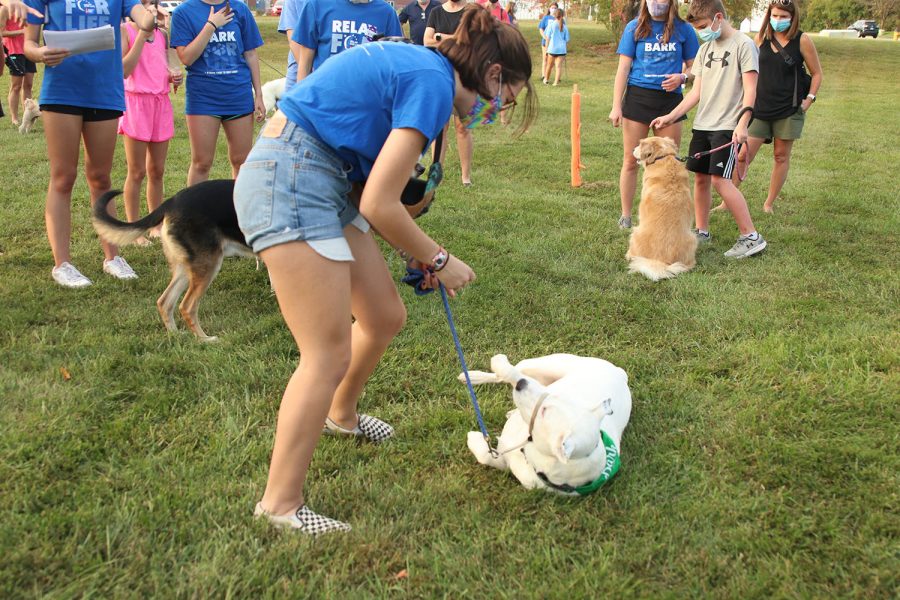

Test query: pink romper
[118,22,175,143]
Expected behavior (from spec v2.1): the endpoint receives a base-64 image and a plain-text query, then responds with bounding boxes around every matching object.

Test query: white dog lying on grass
[462,354,631,495]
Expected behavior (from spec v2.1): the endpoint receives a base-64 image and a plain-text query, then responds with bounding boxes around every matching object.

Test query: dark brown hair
[686,0,727,23]
[556,8,565,31]
[438,5,537,133]
[757,0,800,44]
[635,0,683,43]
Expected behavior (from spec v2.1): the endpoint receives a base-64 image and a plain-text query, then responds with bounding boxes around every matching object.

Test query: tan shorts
[749,109,806,141]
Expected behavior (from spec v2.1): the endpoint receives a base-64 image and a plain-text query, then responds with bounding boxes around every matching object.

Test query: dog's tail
[92,190,167,246]
[628,257,693,281]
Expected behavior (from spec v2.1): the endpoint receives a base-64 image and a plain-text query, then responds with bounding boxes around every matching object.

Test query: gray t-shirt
[690,32,759,131]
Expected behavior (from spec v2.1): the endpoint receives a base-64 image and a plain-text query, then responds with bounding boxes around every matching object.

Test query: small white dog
[462,353,632,495]
[261,77,286,115]
[19,98,41,134]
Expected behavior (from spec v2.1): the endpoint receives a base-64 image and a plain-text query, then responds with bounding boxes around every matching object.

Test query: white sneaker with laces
[724,234,767,259]
[254,503,351,536]
[52,262,92,288]
[103,256,138,280]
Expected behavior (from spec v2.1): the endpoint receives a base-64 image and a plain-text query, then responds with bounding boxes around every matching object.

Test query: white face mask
[648,1,669,18]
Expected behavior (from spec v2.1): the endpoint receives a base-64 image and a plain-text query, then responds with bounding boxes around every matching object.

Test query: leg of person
[694,172,712,235]
[221,114,254,179]
[83,117,137,277]
[715,135,764,211]
[257,240,353,520]
[44,111,85,283]
[653,121,684,148]
[23,71,34,101]
[454,116,473,186]
[540,45,547,82]
[8,75,23,125]
[543,55,552,84]
[618,118,651,228]
[552,56,562,85]
[326,225,406,432]
[122,135,150,246]
[713,175,767,258]
[146,139,169,214]
[764,137,794,213]
[185,114,220,186]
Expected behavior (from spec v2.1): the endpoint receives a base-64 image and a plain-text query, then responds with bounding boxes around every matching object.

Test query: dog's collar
[529,430,621,496]
[527,392,550,440]
[643,151,683,166]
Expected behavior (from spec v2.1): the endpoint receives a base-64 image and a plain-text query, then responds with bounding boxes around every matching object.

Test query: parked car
[267,0,283,16]
[849,20,879,38]
[158,0,181,10]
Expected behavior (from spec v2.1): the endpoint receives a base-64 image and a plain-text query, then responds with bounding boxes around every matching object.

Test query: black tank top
[755,32,806,121]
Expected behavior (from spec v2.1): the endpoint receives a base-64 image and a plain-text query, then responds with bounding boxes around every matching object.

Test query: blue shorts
[233,119,369,260]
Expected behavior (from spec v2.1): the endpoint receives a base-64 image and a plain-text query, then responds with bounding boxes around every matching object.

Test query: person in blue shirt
[276,0,303,91]
[609,0,699,229]
[291,0,401,83]
[537,2,557,81]
[398,0,440,46]
[23,0,159,287]
[541,8,569,86]
[170,0,265,185]
[235,6,536,535]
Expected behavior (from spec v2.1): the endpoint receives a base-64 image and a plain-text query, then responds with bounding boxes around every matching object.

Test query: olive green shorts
[749,109,806,141]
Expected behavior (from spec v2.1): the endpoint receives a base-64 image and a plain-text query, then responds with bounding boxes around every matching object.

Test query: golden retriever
[626,136,697,281]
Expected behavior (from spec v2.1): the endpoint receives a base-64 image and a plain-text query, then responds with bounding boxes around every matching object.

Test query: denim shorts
[233,118,369,260]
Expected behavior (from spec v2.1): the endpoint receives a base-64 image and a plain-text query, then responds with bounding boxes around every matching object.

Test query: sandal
[323,414,394,444]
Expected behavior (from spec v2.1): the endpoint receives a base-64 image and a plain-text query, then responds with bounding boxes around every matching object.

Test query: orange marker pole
[571,84,583,187]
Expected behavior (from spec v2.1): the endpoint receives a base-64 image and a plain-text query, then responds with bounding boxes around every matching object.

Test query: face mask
[697,15,721,42]
[770,17,791,32]
[463,74,502,130]
[648,1,669,18]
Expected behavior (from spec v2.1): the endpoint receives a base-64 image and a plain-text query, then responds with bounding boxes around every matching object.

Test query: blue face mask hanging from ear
[698,15,722,42]
[463,74,503,129]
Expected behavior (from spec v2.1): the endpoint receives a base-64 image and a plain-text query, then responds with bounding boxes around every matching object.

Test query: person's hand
[608,106,622,128]
[433,254,475,297]
[254,94,266,123]
[650,113,674,130]
[169,68,184,87]
[3,0,43,26]
[40,46,70,66]
[733,124,748,146]
[800,97,813,113]
[208,5,233,29]
[661,73,685,92]
[138,2,158,32]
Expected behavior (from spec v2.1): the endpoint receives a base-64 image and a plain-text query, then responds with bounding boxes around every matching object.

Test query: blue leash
[402,266,492,444]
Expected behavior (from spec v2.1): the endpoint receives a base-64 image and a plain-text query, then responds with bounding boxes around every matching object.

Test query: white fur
[461,353,632,495]
[261,78,286,115]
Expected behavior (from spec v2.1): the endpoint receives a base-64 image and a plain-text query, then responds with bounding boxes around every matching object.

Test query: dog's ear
[553,430,575,464]
[640,141,655,164]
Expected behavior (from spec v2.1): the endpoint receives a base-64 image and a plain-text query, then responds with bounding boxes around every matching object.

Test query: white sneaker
[103,256,138,280]
[51,262,92,288]
[724,234,767,259]
[254,503,351,536]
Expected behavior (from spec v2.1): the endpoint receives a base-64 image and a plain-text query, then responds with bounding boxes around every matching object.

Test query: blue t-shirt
[398,0,440,46]
[277,0,305,91]
[292,0,402,71]
[616,18,699,92]
[170,0,264,115]
[545,21,569,55]
[538,13,553,47]
[26,0,140,111]
[279,42,454,182]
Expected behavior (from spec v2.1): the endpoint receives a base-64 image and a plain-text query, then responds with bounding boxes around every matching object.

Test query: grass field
[1,18,898,598]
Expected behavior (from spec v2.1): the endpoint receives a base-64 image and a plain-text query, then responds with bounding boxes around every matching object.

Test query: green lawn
[1,19,898,598]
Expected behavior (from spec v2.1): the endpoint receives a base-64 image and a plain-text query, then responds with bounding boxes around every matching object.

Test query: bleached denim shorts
[233,117,369,261]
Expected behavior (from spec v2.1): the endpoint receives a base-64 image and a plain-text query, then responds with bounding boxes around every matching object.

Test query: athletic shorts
[5,53,37,77]
[547,53,566,57]
[749,109,805,142]
[233,114,370,260]
[686,129,739,178]
[118,92,174,143]
[40,104,123,121]
[622,85,686,126]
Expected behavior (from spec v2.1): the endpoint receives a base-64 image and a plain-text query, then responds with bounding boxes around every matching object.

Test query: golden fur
[626,136,697,281]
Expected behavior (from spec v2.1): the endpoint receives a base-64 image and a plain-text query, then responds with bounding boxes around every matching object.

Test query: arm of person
[609,54,631,127]
[423,25,438,47]
[121,23,149,78]
[799,33,822,113]
[2,0,42,26]
[359,128,475,292]
[176,5,232,66]
[244,48,265,122]
[24,22,69,66]
[294,43,314,82]
[733,70,757,144]
[661,58,694,92]
[650,76,701,129]
[129,2,157,34]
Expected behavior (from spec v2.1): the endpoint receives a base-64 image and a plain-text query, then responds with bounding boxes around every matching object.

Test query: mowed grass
[1,18,898,598]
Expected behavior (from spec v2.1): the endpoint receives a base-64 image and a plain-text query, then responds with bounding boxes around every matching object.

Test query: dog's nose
[515,378,528,391]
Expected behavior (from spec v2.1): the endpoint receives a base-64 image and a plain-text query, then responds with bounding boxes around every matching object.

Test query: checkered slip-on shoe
[323,414,395,444]
[254,503,351,536]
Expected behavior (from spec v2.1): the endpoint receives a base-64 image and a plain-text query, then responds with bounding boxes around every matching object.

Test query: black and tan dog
[93,179,254,342]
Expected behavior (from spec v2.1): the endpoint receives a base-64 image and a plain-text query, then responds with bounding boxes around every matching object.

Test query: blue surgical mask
[770,17,791,32]
[648,1,669,18]
[697,15,722,42]
[463,75,502,129]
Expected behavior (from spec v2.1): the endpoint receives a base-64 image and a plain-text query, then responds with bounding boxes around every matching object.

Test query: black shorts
[686,129,738,178]
[622,85,686,126]
[4,53,37,77]
[212,112,253,121]
[40,104,123,121]
[547,53,565,57]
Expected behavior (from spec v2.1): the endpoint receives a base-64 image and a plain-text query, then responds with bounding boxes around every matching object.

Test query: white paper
[43,25,116,56]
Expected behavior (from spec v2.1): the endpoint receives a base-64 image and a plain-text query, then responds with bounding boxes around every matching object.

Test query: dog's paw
[467,431,491,461]
[199,335,220,343]
[490,354,518,382]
